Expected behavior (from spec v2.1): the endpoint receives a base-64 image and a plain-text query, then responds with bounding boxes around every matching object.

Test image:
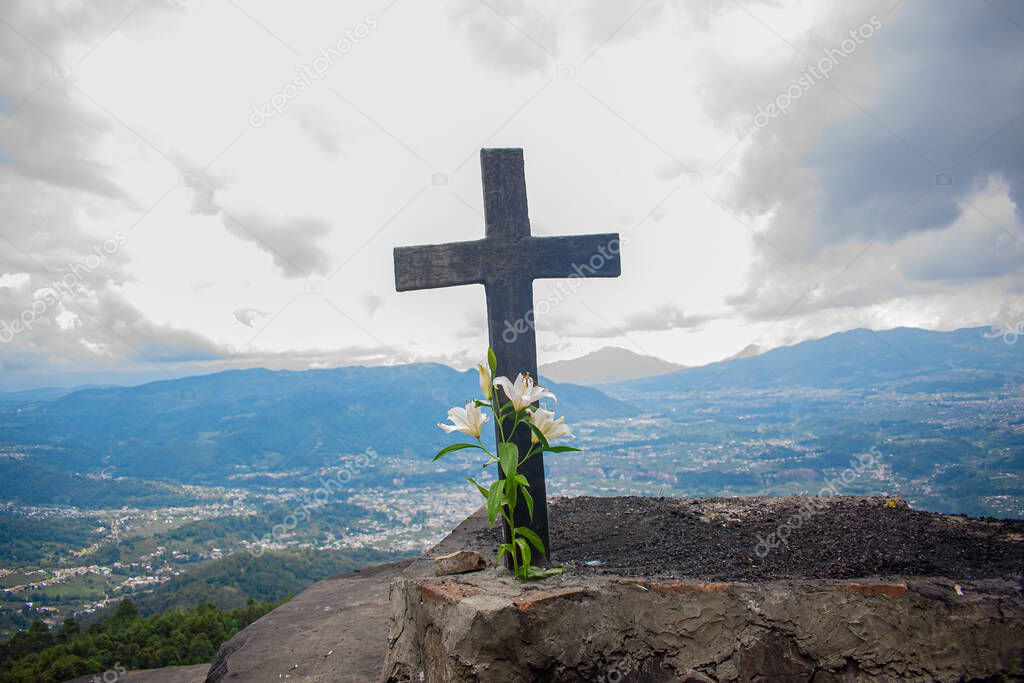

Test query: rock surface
[383,571,1023,682]
[434,550,487,576]
[204,560,411,683]
[384,496,1024,682]
[481,495,1024,580]
[165,496,1021,682]
[204,509,493,683]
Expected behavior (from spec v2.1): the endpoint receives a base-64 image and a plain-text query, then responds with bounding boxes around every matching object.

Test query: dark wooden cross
[393,148,621,557]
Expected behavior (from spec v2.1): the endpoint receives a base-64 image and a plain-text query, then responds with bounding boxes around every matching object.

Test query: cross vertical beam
[479,149,548,561]
[394,148,622,561]
[486,273,546,558]
[482,148,531,238]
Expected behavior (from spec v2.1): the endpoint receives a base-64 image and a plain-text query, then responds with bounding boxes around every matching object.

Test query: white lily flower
[476,363,492,400]
[437,402,488,438]
[530,407,574,443]
[492,372,556,411]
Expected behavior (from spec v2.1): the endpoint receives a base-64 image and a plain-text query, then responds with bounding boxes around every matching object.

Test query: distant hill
[613,326,1022,394]
[0,459,198,508]
[124,549,405,617]
[3,326,1018,501]
[0,365,637,484]
[0,385,114,404]
[725,343,761,361]
[541,347,684,385]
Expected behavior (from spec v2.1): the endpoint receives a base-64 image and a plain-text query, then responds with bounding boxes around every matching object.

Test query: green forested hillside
[0,516,101,565]
[0,598,272,683]
[0,459,197,509]
[1,550,407,681]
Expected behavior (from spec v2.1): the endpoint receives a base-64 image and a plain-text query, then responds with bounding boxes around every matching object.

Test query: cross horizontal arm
[528,233,622,281]
[394,240,487,292]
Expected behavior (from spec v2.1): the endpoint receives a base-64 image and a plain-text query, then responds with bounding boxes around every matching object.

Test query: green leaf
[515,526,546,556]
[525,566,564,580]
[513,474,530,488]
[487,347,497,373]
[515,537,532,569]
[498,442,519,477]
[525,423,550,450]
[543,445,581,453]
[465,477,488,498]
[433,442,483,461]
[486,480,503,527]
[496,543,511,565]
[521,486,534,520]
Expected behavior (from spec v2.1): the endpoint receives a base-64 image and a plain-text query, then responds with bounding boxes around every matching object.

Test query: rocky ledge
[203,509,495,682]
[382,496,1024,682]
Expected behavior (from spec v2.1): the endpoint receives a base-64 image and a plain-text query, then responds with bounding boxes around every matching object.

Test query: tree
[4,621,53,660]
[43,654,93,682]
[0,598,278,683]
[111,598,140,623]
[58,618,79,641]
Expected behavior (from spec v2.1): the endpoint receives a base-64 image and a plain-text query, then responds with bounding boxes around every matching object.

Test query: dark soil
[477,496,1024,580]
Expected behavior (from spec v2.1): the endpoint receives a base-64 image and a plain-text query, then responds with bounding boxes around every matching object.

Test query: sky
[0,0,1022,390]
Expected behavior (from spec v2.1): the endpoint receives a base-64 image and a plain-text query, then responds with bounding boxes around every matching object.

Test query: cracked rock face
[381,573,1023,682]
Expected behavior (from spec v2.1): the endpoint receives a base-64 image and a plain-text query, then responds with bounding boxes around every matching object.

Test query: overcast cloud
[0,0,1021,390]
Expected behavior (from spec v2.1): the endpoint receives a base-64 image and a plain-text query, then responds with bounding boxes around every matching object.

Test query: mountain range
[0,325,1018,494]
[0,364,634,485]
[540,346,685,384]
[611,326,1021,394]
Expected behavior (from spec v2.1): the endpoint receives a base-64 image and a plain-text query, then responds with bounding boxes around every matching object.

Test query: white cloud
[1,0,1021,389]
[448,0,559,76]
[233,308,269,328]
[0,273,31,290]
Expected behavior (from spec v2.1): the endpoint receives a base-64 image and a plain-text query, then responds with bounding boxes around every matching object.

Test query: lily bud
[477,363,492,399]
